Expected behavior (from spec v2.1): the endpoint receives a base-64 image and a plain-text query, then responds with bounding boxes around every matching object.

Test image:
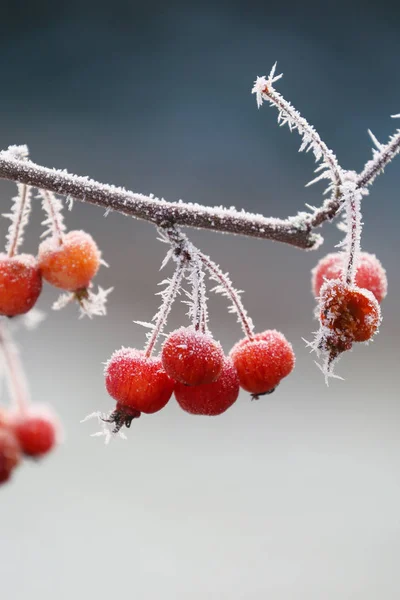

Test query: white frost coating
[252,64,343,196]
[81,411,127,444]
[184,253,209,333]
[38,189,66,240]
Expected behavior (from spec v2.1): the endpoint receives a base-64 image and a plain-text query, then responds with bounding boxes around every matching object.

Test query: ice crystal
[80,411,127,444]
[52,286,113,318]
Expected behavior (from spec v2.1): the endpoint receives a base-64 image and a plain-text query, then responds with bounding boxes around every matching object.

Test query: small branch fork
[0,66,398,253]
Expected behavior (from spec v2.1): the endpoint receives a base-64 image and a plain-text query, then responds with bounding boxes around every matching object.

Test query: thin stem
[198,252,255,340]
[144,261,185,358]
[0,151,322,250]
[357,128,400,189]
[0,319,30,414]
[7,184,30,258]
[190,257,208,334]
[344,192,361,286]
[39,189,65,244]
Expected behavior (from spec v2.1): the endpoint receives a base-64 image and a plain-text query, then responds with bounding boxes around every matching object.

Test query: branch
[357,119,400,188]
[0,150,322,250]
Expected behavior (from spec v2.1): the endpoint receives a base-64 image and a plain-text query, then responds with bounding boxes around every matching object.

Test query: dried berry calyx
[161,327,224,386]
[0,253,42,317]
[230,330,295,396]
[102,404,141,434]
[174,357,239,416]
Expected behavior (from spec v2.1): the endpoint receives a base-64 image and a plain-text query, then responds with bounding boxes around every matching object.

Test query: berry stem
[189,257,208,334]
[39,189,65,245]
[341,174,363,287]
[144,261,186,358]
[0,319,30,415]
[7,183,31,258]
[198,252,255,340]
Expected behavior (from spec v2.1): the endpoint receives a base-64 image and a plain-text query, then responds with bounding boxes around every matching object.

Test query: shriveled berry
[161,327,224,386]
[175,357,239,415]
[38,230,101,291]
[319,280,380,343]
[0,253,42,316]
[13,414,57,458]
[230,330,295,397]
[0,427,21,484]
[312,252,387,303]
[105,348,175,414]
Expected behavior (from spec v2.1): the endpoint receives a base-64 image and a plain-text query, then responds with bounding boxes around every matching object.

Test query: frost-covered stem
[344,192,361,286]
[0,151,321,250]
[262,87,342,192]
[0,320,30,414]
[7,184,30,258]
[198,252,255,340]
[357,128,400,188]
[191,257,208,334]
[144,262,185,358]
[40,189,64,245]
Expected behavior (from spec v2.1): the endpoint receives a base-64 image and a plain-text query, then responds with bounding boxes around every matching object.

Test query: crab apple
[105,348,175,414]
[312,252,387,303]
[38,230,101,291]
[230,330,295,397]
[13,413,57,458]
[174,357,239,416]
[319,280,381,343]
[0,253,42,317]
[161,327,224,386]
[0,427,21,485]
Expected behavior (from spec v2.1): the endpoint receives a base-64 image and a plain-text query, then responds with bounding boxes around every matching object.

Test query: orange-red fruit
[13,415,57,458]
[0,427,21,484]
[174,357,239,415]
[230,331,295,396]
[319,280,381,343]
[0,254,42,316]
[105,348,175,413]
[161,327,224,386]
[38,230,101,291]
[312,252,387,303]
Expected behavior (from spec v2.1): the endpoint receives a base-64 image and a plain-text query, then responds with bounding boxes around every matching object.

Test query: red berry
[105,348,175,414]
[13,414,57,458]
[319,280,380,344]
[230,331,295,397]
[161,327,224,386]
[0,253,42,316]
[175,357,239,415]
[0,427,21,484]
[312,252,387,303]
[38,230,101,291]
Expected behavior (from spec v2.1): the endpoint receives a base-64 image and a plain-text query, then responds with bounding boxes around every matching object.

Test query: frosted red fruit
[174,357,239,416]
[0,427,21,485]
[230,330,295,397]
[161,328,224,386]
[105,348,175,414]
[13,415,57,458]
[38,230,101,291]
[312,252,387,303]
[319,280,381,343]
[0,253,42,316]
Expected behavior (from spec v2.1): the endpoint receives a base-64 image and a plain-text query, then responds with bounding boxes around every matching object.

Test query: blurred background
[1,1,399,598]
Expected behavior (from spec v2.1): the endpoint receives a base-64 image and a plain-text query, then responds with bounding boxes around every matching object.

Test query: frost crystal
[52,286,113,318]
[80,411,127,444]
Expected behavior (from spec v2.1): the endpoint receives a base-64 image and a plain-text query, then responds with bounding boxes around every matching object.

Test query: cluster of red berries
[104,326,295,431]
[0,230,101,317]
[0,408,57,485]
[311,251,387,364]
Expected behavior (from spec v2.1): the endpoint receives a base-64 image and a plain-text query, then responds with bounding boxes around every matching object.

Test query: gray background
[1,1,400,598]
